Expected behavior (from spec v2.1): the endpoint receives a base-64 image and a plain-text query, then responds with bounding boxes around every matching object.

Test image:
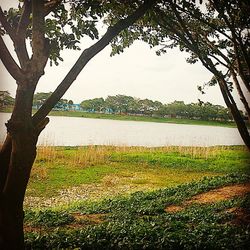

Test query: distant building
[68,104,82,111]
[33,104,83,111]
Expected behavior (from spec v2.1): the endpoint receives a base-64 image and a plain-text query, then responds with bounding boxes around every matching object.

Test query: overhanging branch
[32,0,156,125]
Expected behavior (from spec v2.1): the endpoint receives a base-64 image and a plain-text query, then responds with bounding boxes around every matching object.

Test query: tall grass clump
[72,145,111,167]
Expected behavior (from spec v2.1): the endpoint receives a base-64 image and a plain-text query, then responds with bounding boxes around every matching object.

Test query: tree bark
[231,70,250,122]
[202,59,250,150]
[0,134,37,250]
[0,82,40,250]
[217,78,250,150]
[0,135,12,192]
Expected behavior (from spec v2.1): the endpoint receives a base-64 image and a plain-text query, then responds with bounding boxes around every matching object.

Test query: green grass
[29,164,119,197]
[26,145,249,199]
[24,173,250,249]
[110,149,250,173]
[49,110,238,127]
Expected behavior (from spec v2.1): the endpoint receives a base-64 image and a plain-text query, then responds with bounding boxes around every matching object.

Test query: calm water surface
[0,112,244,147]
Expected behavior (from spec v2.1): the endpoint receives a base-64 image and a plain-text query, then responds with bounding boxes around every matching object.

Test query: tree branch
[44,0,63,16]
[30,0,49,76]
[169,2,200,54]
[31,0,46,61]
[210,1,250,88]
[0,36,24,82]
[32,0,156,125]
[223,2,250,72]
[173,3,233,42]
[0,7,16,41]
[14,0,31,68]
[232,42,250,92]
[17,0,32,36]
[205,60,250,148]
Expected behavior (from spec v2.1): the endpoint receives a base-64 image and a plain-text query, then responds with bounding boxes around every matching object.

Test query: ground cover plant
[23,146,250,249]
[24,173,250,249]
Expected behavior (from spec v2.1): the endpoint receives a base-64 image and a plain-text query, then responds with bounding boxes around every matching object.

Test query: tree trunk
[0,83,41,250]
[0,135,37,250]
[0,134,37,249]
[231,70,250,122]
[199,57,250,150]
[218,79,250,150]
[0,135,12,192]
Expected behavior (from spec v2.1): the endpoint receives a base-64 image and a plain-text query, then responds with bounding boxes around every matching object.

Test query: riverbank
[49,110,239,127]
[24,145,250,248]
[0,108,238,127]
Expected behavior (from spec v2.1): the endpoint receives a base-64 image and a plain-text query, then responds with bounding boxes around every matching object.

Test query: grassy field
[26,145,249,203]
[24,145,250,248]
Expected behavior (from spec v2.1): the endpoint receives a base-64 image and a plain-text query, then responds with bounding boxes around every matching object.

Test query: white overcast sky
[0,0,245,108]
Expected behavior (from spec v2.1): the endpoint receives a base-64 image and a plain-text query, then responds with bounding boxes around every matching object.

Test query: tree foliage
[110,0,250,147]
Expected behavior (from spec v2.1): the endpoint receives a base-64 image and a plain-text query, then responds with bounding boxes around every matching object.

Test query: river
[0,112,244,147]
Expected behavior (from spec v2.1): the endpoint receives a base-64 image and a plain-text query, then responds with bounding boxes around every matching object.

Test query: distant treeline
[80,95,237,122]
[1,91,244,122]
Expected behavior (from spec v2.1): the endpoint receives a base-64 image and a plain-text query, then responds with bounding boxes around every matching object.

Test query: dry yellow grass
[35,144,238,168]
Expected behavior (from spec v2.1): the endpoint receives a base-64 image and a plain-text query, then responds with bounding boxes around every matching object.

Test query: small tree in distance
[0,0,156,248]
[0,91,14,108]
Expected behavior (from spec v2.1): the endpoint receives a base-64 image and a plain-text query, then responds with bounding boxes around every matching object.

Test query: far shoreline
[46,110,244,128]
[0,109,243,128]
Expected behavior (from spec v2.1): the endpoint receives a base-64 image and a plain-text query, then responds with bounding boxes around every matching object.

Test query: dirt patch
[187,183,250,204]
[24,213,106,233]
[226,207,250,226]
[165,183,250,213]
[165,205,184,213]
[72,213,106,224]
[24,225,43,233]
[67,213,106,230]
